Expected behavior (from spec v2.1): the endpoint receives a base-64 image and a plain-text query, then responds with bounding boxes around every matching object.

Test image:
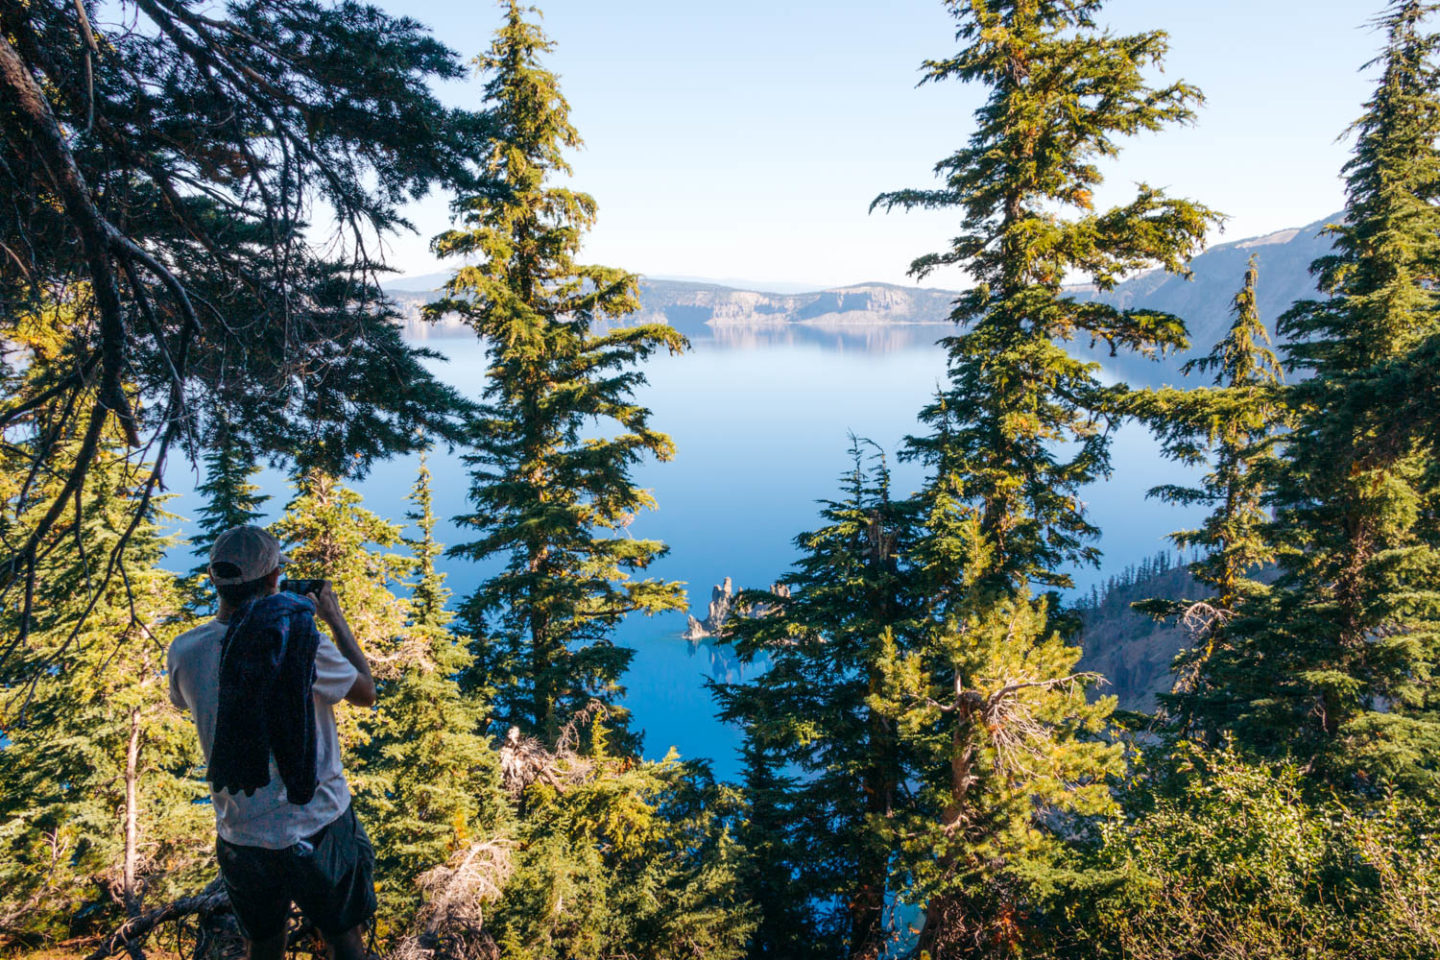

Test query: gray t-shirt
[168,617,359,849]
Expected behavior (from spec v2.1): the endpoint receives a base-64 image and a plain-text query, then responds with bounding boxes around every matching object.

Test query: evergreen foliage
[428,0,686,748]
[186,419,271,610]
[359,455,508,935]
[1212,0,1440,787]
[715,441,917,960]
[274,470,416,675]
[490,727,753,960]
[875,591,1120,957]
[870,0,1214,950]
[1076,745,1440,960]
[731,735,821,960]
[190,425,269,567]
[18,4,1440,960]
[272,469,414,757]
[1071,552,1182,618]
[1144,257,1285,612]
[0,301,208,945]
[1127,258,1287,725]
[0,1,487,658]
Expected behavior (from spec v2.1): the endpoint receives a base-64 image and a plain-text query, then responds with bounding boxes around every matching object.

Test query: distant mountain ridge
[387,214,1339,375]
[1066,214,1338,381]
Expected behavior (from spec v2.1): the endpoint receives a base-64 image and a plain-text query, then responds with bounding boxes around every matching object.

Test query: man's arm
[310,583,376,708]
[166,644,189,711]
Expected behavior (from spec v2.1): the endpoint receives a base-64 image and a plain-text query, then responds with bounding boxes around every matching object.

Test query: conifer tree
[428,1,686,747]
[715,441,915,960]
[1165,307,1278,580]
[489,721,753,960]
[272,470,414,756]
[190,421,270,569]
[359,454,508,932]
[185,418,271,611]
[872,0,1214,950]
[1128,258,1286,726]
[1218,0,1440,786]
[405,453,454,634]
[731,734,820,960]
[273,470,415,664]
[0,299,209,943]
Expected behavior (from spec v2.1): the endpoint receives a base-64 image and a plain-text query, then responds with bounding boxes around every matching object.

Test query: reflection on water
[161,333,1200,780]
[687,635,767,686]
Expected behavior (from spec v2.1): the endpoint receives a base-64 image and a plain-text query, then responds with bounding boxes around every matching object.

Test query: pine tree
[1220,0,1440,787]
[488,719,754,960]
[190,422,270,568]
[273,470,415,662]
[873,592,1118,958]
[715,441,915,960]
[871,0,1215,951]
[428,1,686,748]
[0,298,209,944]
[731,734,819,960]
[1128,258,1286,726]
[272,470,415,756]
[185,418,271,611]
[405,453,454,635]
[358,454,508,935]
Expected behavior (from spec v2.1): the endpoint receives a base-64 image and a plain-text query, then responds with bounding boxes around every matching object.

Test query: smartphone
[280,578,327,597]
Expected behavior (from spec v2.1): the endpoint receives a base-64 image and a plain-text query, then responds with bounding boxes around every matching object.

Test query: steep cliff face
[1067,214,1338,384]
[630,280,961,336]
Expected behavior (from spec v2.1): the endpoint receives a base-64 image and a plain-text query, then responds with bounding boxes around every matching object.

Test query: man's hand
[307,582,377,708]
[306,581,344,628]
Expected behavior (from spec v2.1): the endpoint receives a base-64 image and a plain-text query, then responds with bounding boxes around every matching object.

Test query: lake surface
[163,330,1199,779]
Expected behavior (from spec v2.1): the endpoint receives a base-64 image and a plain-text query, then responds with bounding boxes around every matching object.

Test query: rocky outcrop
[682,578,792,640]
[684,577,735,641]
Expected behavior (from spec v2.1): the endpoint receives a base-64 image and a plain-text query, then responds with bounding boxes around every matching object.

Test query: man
[168,525,378,960]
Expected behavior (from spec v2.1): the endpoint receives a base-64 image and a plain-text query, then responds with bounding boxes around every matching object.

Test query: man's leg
[247,930,287,960]
[292,806,376,960]
[218,838,291,960]
[329,925,367,960]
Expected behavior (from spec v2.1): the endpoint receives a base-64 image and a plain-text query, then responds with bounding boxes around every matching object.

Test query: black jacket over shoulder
[208,592,322,804]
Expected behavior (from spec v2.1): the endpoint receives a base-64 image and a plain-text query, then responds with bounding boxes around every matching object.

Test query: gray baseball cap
[208,525,291,585]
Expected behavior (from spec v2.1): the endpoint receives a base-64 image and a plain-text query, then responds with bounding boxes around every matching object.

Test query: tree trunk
[916,699,977,957]
[849,692,898,960]
[123,707,142,916]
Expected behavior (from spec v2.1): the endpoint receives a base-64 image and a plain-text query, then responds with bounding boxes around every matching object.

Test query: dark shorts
[216,803,377,941]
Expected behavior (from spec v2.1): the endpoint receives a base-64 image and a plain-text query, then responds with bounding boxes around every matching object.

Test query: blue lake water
[162,332,1199,779]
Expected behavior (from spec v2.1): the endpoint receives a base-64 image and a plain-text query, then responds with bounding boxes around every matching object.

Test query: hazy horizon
[383,209,1341,295]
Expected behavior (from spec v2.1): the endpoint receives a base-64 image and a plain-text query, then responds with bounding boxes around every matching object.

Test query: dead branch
[86,877,230,960]
[498,702,608,798]
[925,671,1104,781]
[390,839,514,960]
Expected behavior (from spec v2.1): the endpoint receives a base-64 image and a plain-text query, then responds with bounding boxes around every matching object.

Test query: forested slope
[1076,558,1198,713]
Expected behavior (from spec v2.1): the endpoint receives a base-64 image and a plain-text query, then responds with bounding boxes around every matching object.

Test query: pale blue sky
[376,0,1387,289]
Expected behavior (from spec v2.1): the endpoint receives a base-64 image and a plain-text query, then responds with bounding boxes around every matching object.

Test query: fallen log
[86,878,230,960]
